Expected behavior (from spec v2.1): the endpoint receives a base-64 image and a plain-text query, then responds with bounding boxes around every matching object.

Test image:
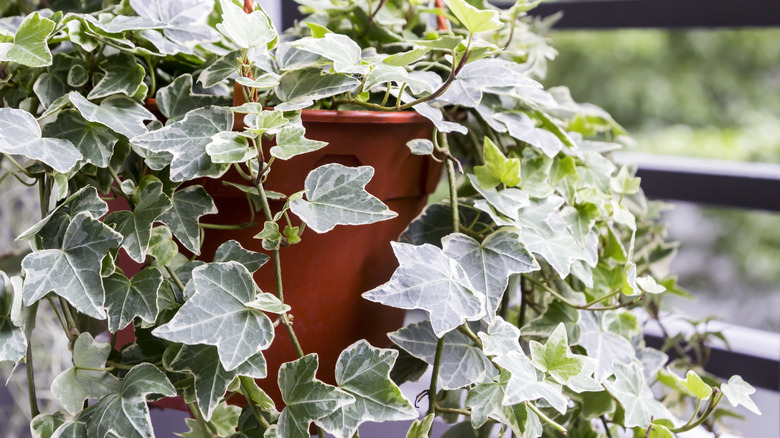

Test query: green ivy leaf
[468,174,530,221]
[0,108,82,173]
[76,363,176,438]
[43,110,119,168]
[384,46,431,66]
[105,180,172,262]
[157,74,232,121]
[577,311,635,383]
[87,53,145,100]
[465,371,543,437]
[275,68,361,111]
[147,226,178,265]
[214,240,269,273]
[444,0,502,33]
[529,323,586,384]
[657,369,711,400]
[69,92,154,138]
[158,186,217,254]
[364,242,485,337]
[278,354,355,438]
[104,267,163,333]
[406,414,435,438]
[389,320,495,390]
[153,261,274,371]
[0,12,55,67]
[443,230,539,320]
[216,0,276,49]
[290,164,397,233]
[493,351,568,414]
[721,375,760,415]
[31,411,68,438]
[180,402,241,438]
[22,213,122,319]
[474,138,521,189]
[131,106,232,181]
[604,361,673,428]
[270,124,328,160]
[0,271,26,363]
[165,344,266,420]
[130,0,219,47]
[610,166,641,195]
[317,340,417,438]
[51,333,122,415]
[254,221,282,251]
[292,34,369,75]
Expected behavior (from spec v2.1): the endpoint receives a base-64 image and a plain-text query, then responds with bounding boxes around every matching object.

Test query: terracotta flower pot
[199,109,440,404]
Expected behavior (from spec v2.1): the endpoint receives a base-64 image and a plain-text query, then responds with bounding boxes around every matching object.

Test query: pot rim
[299,108,429,124]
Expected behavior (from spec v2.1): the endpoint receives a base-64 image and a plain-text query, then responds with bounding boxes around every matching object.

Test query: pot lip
[299,108,429,124]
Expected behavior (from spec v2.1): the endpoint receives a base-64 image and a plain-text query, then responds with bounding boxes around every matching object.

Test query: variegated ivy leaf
[389,320,496,390]
[22,212,123,319]
[76,363,176,438]
[522,213,587,279]
[440,59,540,108]
[529,323,587,384]
[81,14,167,33]
[153,261,274,371]
[17,186,107,242]
[51,421,87,438]
[130,106,233,182]
[406,414,434,438]
[105,180,172,263]
[465,370,543,437]
[157,74,232,121]
[383,46,431,66]
[275,68,361,111]
[290,164,397,233]
[104,267,163,333]
[0,271,26,363]
[0,12,54,67]
[473,137,521,189]
[34,54,85,109]
[165,344,267,421]
[88,53,145,100]
[604,361,674,428]
[316,341,417,438]
[443,230,539,320]
[69,92,154,138]
[494,112,564,158]
[468,174,530,221]
[478,316,521,357]
[576,311,635,383]
[179,402,241,438]
[42,110,119,168]
[493,351,568,414]
[198,50,241,88]
[721,375,761,415]
[406,139,434,156]
[0,108,82,173]
[158,186,217,254]
[236,73,281,90]
[364,64,433,95]
[364,242,485,337]
[147,226,178,265]
[51,333,122,415]
[444,0,502,33]
[292,34,369,75]
[31,411,68,438]
[270,124,328,160]
[278,354,355,438]
[130,0,220,47]
[401,203,493,247]
[658,369,711,400]
[205,131,254,164]
[636,275,666,294]
[216,0,277,49]
[214,240,269,273]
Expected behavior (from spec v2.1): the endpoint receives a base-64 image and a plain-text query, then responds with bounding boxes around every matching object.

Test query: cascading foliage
[0,0,761,437]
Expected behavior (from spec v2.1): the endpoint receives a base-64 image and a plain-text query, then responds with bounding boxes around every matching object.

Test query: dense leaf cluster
[0,0,759,437]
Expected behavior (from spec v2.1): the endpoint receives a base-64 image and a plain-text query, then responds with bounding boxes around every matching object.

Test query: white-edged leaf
[290,164,397,233]
[364,242,485,337]
[721,375,761,415]
[88,53,145,100]
[104,180,172,262]
[493,351,568,414]
[292,34,368,75]
[69,92,154,138]
[205,131,255,163]
[0,12,54,67]
[130,0,220,47]
[216,0,276,49]
[0,271,26,363]
[0,108,81,173]
[42,110,119,168]
[213,240,269,273]
[275,68,360,111]
[158,186,217,254]
[104,268,163,333]
[157,74,232,121]
[604,361,674,428]
[153,262,274,371]
[576,311,635,383]
[478,316,521,357]
[269,124,327,160]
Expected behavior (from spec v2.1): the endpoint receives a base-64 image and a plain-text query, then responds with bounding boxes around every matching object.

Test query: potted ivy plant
[0,0,762,437]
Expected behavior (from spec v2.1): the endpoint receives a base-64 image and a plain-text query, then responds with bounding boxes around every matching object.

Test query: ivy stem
[670,390,722,434]
[59,297,80,338]
[165,265,187,294]
[457,324,483,349]
[524,276,644,311]
[199,221,254,230]
[434,402,471,416]
[239,379,271,429]
[188,402,218,437]
[525,401,567,435]
[25,303,40,418]
[427,334,446,419]
[2,153,34,178]
[45,296,71,340]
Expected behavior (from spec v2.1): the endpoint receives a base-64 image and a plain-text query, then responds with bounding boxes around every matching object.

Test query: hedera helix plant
[0,0,762,437]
